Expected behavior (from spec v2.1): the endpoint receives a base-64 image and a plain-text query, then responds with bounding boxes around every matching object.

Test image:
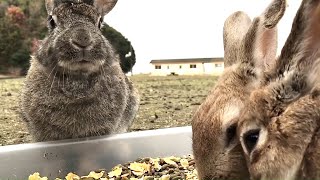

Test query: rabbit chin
[58,60,104,73]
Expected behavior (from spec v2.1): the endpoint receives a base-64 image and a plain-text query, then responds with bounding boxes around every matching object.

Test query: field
[0,75,217,146]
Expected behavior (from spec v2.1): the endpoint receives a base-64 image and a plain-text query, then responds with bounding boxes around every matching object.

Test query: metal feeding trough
[0,126,192,179]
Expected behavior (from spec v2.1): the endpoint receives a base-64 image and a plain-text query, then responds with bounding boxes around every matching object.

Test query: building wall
[150,62,224,76]
[203,62,224,76]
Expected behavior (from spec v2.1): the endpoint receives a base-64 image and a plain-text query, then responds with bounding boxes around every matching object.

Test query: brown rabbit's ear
[93,0,118,16]
[275,0,320,81]
[223,11,252,67]
[240,0,286,72]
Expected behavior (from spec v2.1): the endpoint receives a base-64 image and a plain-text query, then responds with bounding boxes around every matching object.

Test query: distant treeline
[0,0,135,75]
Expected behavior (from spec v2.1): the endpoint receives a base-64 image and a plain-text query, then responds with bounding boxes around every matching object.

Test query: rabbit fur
[192,0,286,179]
[20,0,140,142]
[237,0,320,179]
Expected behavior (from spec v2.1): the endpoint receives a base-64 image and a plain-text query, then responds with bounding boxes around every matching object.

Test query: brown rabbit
[191,0,286,179]
[237,0,320,179]
[20,0,140,142]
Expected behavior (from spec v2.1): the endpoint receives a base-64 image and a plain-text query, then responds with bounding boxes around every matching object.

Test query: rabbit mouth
[78,59,92,64]
[58,59,104,72]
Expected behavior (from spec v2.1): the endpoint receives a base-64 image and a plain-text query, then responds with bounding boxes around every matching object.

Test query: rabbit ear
[240,0,286,72]
[45,0,54,15]
[275,0,320,85]
[93,0,118,16]
[46,0,117,16]
[223,11,252,67]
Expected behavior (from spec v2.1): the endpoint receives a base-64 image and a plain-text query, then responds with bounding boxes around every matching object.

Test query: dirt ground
[0,75,217,146]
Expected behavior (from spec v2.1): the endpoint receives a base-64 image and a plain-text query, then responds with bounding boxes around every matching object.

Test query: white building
[150,58,224,76]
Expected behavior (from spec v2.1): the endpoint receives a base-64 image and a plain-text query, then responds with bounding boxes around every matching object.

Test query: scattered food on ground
[29,155,198,180]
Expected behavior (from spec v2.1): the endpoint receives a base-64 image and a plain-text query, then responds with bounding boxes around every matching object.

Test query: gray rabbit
[20,0,140,142]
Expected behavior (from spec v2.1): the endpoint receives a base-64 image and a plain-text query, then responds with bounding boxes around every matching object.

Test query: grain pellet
[29,155,198,180]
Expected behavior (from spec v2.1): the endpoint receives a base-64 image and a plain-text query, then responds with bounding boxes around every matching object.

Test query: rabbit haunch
[19,0,139,142]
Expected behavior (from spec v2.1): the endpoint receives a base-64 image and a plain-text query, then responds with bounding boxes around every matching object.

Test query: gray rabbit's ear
[93,0,118,16]
[45,0,54,15]
[223,11,252,67]
[240,0,286,72]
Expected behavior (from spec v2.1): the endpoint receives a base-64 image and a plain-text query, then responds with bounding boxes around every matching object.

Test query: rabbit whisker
[47,64,57,80]
[66,63,71,85]
[57,69,60,90]
[49,70,58,96]
[99,60,106,78]
[62,65,66,89]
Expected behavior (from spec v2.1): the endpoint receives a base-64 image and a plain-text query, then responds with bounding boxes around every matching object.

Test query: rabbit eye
[225,123,237,147]
[243,129,260,154]
[48,15,56,29]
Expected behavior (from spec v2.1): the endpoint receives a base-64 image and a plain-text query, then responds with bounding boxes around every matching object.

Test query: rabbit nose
[71,30,93,49]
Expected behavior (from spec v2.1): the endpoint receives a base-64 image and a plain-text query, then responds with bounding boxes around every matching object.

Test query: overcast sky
[104,0,301,74]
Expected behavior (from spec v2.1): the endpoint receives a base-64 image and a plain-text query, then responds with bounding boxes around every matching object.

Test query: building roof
[150,57,224,64]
